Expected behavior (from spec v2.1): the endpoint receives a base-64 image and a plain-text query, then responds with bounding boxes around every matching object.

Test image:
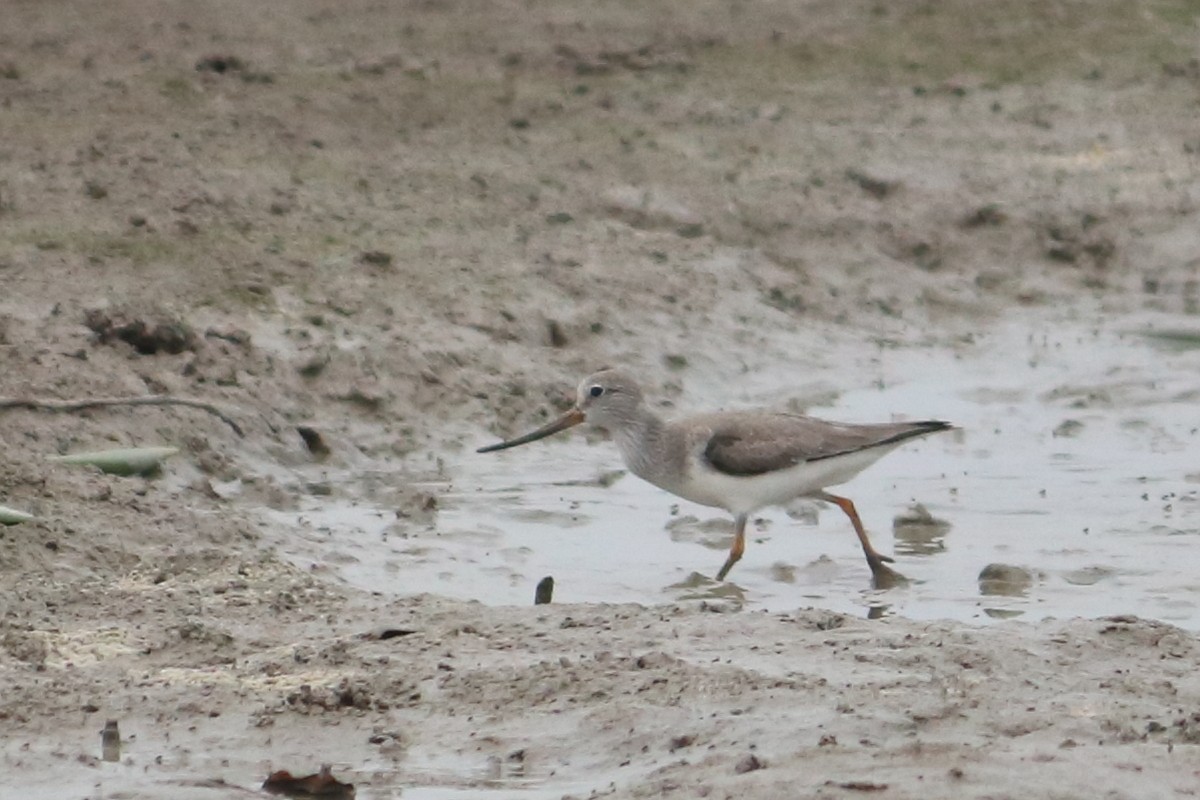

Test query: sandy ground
[2,1,1200,797]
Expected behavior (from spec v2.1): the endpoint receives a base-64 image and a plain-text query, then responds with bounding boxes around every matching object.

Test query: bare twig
[0,395,245,437]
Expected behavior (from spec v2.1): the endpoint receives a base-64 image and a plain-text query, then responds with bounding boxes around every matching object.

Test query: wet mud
[3,1,1200,797]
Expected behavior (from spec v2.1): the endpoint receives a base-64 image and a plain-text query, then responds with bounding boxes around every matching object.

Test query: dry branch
[0,395,244,437]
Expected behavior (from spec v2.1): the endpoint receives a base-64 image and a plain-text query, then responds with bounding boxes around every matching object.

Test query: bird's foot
[868,559,908,590]
[863,548,896,567]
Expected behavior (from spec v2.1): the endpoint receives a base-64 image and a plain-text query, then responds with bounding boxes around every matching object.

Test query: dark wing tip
[805,418,955,464]
[894,420,956,442]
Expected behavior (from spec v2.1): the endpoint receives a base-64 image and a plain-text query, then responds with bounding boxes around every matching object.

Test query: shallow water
[271,313,1200,629]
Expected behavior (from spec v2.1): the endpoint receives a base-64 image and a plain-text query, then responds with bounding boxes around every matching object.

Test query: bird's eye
[589,385,604,398]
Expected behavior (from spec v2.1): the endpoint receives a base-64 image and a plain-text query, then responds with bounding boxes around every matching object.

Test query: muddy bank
[7,596,1200,799]
[3,0,1200,797]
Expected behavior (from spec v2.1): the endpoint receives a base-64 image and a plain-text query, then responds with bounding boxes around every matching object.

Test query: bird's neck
[612,406,673,486]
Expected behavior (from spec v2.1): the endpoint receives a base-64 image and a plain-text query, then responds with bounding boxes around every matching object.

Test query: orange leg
[715,514,748,581]
[819,492,896,574]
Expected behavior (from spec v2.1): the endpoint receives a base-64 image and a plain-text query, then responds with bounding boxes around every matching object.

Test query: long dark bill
[476,408,586,453]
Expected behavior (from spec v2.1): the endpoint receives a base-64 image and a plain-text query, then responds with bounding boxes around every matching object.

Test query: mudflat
[2,2,1199,797]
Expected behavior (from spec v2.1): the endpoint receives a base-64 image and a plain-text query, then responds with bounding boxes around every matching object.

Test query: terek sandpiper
[478,368,952,584]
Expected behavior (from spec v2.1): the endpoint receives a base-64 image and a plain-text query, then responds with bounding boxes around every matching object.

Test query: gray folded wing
[702,414,950,477]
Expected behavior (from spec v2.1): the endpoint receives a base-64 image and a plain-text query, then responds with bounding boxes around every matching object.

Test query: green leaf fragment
[49,446,180,476]
[0,505,35,525]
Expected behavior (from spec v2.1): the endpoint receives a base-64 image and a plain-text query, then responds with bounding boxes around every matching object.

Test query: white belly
[666,442,906,515]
